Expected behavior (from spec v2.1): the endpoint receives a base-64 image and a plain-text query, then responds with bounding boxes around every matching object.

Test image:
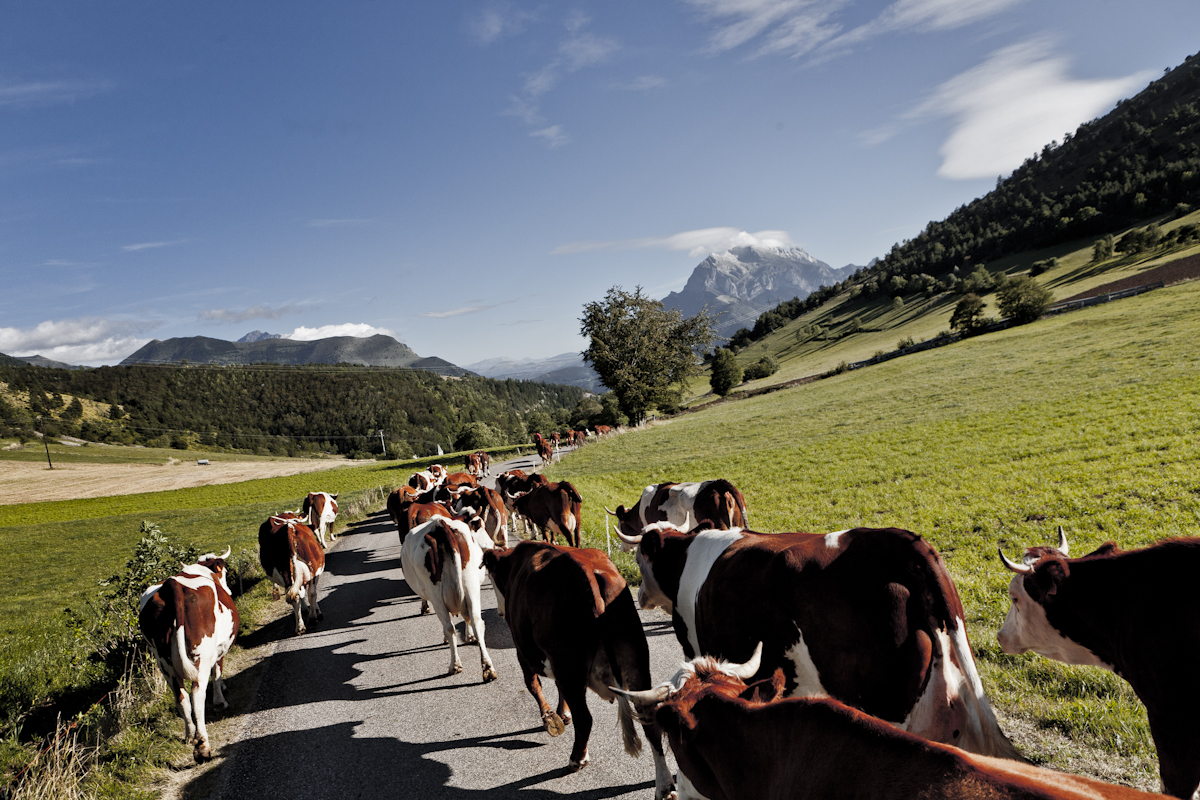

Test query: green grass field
[0,440,336,466]
[549,276,1200,784]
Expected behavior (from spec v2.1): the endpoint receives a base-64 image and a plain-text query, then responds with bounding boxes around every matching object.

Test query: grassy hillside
[550,276,1200,786]
[689,208,1200,404]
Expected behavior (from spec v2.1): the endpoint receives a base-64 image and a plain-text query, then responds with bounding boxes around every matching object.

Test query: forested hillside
[0,363,585,457]
[729,50,1200,348]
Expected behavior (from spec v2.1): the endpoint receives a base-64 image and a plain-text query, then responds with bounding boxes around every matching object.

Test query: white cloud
[560,33,619,70]
[553,227,797,258]
[306,217,376,228]
[909,40,1153,179]
[502,95,544,126]
[121,239,188,252]
[469,4,533,44]
[0,79,111,108]
[0,317,158,365]
[286,323,396,341]
[531,125,569,148]
[523,64,560,97]
[199,304,301,323]
[682,0,1023,60]
[624,75,668,91]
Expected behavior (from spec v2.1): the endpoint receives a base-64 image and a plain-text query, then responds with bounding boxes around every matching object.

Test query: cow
[550,431,561,449]
[400,516,498,683]
[453,485,509,547]
[495,470,549,538]
[614,648,1158,800]
[409,464,449,493]
[444,471,479,495]
[606,480,748,543]
[475,451,491,476]
[258,515,325,635]
[138,549,238,763]
[482,541,673,796]
[594,424,613,437]
[466,452,482,477]
[617,525,1020,759]
[514,480,583,548]
[998,528,1200,798]
[302,491,339,548]
[386,485,420,531]
[534,433,554,465]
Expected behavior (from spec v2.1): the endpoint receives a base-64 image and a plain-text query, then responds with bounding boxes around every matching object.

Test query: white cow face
[997,574,1111,669]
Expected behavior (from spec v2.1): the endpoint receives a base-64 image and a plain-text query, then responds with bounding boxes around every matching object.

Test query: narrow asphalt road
[199,454,684,800]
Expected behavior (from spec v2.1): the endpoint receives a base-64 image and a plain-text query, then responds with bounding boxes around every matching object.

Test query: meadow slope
[550,276,1200,786]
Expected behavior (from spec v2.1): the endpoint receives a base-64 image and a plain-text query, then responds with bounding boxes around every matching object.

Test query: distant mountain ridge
[464,352,603,392]
[0,353,84,370]
[238,330,284,343]
[662,245,855,338]
[120,334,466,375]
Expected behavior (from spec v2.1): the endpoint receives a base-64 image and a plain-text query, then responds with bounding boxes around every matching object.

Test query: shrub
[997,275,1054,324]
[709,349,742,396]
[742,356,780,382]
[1030,257,1057,277]
[896,336,915,350]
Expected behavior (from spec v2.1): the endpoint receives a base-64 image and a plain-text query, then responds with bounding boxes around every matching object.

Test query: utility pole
[38,416,53,470]
[378,429,385,455]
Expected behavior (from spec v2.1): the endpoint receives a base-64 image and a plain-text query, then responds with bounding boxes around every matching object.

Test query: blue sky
[2,1,1197,367]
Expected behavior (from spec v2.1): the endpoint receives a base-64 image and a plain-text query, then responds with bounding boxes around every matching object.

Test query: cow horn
[614,529,643,546]
[609,684,671,709]
[218,546,231,560]
[727,642,764,680]
[603,506,618,516]
[1056,525,1069,556]
[998,547,1033,574]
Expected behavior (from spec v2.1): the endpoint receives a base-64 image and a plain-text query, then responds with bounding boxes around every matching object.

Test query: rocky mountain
[120,334,466,375]
[238,330,284,343]
[464,352,603,392]
[662,245,856,338]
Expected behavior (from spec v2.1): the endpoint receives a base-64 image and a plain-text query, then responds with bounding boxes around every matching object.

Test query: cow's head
[611,643,766,723]
[996,527,1111,668]
[604,504,644,546]
[195,547,234,594]
[624,525,691,614]
[481,548,512,617]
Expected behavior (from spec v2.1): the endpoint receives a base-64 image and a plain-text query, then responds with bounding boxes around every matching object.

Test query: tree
[455,421,504,451]
[709,348,742,396]
[1092,234,1115,263]
[742,355,779,381]
[949,294,987,332]
[996,276,1053,324]
[581,286,717,425]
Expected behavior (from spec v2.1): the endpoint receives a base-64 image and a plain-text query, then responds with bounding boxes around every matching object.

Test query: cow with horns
[606,480,748,542]
[259,514,325,635]
[138,549,238,763]
[482,541,673,797]
[998,527,1200,799]
[616,524,1020,758]
[613,646,1158,800]
[302,491,339,548]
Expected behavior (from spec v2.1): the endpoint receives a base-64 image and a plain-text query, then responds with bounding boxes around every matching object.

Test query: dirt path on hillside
[0,458,365,505]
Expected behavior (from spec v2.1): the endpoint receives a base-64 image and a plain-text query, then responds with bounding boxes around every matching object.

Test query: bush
[997,275,1054,324]
[950,294,987,332]
[742,356,780,381]
[896,336,915,350]
[709,349,742,396]
[1029,257,1057,277]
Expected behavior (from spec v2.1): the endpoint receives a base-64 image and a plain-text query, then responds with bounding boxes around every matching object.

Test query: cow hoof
[568,753,589,772]
[560,712,572,727]
[543,713,565,737]
[482,665,498,683]
[420,602,431,615]
[450,663,463,675]
[193,743,212,763]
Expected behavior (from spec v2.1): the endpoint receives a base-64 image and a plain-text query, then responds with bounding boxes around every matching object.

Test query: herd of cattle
[134,451,1200,799]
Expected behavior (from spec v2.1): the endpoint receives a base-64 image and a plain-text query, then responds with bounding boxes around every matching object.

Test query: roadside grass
[551,277,1200,786]
[0,440,344,466]
[682,209,1200,405]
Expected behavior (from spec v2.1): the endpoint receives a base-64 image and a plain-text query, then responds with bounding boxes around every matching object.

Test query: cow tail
[168,580,199,681]
[943,620,1025,761]
[592,577,643,759]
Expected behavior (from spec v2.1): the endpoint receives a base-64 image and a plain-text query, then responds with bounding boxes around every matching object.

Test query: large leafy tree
[580,286,717,425]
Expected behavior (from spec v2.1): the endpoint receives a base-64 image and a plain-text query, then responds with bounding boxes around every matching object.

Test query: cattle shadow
[185,720,657,800]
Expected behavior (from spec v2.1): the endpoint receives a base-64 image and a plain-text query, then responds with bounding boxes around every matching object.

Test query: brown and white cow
[409,464,449,493]
[400,516,498,682]
[386,485,420,531]
[619,525,1020,759]
[998,529,1200,798]
[495,470,549,537]
[258,515,325,635]
[444,471,479,495]
[476,451,491,476]
[514,480,583,548]
[535,433,554,465]
[606,481,748,544]
[453,485,509,547]
[616,648,1157,800]
[482,541,673,797]
[594,424,613,437]
[138,550,239,763]
[301,491,339,547]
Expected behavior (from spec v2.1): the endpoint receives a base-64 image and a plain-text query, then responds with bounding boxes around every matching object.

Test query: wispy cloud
[199,304,302,324]
[905,39,1152,179]
[682,0,1024,60]
[121,239,189,252]
[286,323,396,341]
[42,259,95,267]
[0,317,159,365]
[469,3,534,45]
[306,217,376,228]
[623,75,668,91]
[418,304,498,319]
[531,125,569,148]
[0,79,112,109]
[554,227,797,258]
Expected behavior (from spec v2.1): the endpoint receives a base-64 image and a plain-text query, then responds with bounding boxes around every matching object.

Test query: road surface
[196,454,683,800]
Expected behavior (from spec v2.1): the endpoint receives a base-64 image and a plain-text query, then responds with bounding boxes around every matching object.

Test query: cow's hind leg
[1149,715,1200,799]
[554,667,592,771]
[211,657,229,709]
[190,660,213,762]
[432,604,463,675]
[518,653,564,736]
[463,583,498,683]
[309,575,323,623]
